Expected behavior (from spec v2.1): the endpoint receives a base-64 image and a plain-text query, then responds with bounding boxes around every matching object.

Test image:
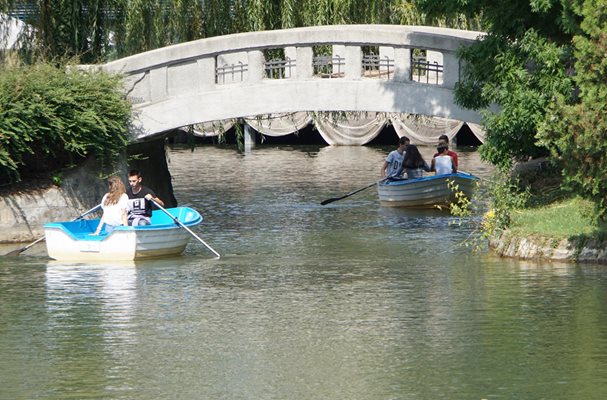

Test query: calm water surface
[1,145,607,399]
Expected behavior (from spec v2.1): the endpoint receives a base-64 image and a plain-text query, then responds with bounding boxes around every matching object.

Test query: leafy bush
[0,63,131,184]
[538,2,607,221]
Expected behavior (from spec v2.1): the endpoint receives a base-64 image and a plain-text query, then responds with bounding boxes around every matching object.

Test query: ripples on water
[2,145,607,399]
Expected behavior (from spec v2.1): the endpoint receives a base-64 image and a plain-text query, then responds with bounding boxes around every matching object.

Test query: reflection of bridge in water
[97,25,486,145]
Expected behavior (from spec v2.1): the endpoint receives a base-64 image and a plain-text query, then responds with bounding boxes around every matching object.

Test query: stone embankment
[0,139,175,244]
[490,230,607,264]
[0,157,114,243]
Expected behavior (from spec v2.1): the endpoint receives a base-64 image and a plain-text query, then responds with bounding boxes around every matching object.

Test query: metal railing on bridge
[216,62,248,84]
[264,57,296,79]
[362,53,395,79]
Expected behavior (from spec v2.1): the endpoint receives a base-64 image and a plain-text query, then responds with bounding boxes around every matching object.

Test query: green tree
[3,0,118,63]
[2,1,482,62]
[539,0,607,218]
[415,0,579,169]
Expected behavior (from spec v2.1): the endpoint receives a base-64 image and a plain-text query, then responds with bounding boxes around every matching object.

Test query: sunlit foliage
[0,64,131,184]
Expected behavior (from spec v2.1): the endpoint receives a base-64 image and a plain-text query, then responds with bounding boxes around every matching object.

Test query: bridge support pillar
[127,139,177,207]
[244,124,256,150]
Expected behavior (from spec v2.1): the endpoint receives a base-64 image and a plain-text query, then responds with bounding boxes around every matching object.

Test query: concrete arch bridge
[98,25,486,146]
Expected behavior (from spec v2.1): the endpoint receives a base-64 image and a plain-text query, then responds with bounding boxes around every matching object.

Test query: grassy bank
[508,197,607,240]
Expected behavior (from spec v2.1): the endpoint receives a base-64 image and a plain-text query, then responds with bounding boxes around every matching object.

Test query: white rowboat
[44,207,203,261]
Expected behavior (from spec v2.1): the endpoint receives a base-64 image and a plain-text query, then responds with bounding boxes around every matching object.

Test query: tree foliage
[418,0,607,217]
[0,64,131,184]
[415,0,579,170]
[2,1,481,62]
[538,0,607,219]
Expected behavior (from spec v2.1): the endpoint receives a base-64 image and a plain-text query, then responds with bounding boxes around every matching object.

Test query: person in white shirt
[431,140,457,175]
[92,175,129,235]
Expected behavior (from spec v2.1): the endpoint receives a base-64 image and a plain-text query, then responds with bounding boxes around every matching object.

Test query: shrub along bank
[479,167,607,263]
[0,63,131,185]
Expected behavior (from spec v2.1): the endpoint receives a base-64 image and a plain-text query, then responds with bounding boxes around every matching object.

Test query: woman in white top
[92,175,129,235]
[431,141,457,175]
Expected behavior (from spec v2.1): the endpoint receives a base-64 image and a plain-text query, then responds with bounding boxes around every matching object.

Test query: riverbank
[489,230,607,264]
[488,196,607,264]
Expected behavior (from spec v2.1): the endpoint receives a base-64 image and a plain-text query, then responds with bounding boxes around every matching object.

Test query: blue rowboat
[44,207,203,261]
[377,172,479,208]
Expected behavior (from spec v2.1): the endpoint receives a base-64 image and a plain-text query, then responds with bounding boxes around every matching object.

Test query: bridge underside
[133,80,482,143]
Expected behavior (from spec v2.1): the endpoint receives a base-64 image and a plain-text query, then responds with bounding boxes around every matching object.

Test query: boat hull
[44,207,203,261]
[377,173,478,208]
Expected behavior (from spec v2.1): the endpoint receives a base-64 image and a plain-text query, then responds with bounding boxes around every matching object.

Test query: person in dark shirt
[126,169,165,226]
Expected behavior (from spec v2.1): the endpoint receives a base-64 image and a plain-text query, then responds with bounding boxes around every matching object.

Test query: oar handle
[21,236,46,251]
[151,199,221,259]
[75,204,102,220]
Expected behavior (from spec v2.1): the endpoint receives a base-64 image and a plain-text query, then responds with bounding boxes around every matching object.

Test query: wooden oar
[150,199,221,259]
[320,180,382,206]
[4,204,101,257]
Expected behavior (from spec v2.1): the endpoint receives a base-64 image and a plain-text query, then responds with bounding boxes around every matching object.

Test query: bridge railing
[362,53,394,79]
[264,57,296,79]
[100,25,483,107]
[216,61,248,84]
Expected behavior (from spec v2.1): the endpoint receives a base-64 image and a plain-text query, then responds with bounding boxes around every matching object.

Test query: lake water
[1,145,607,399]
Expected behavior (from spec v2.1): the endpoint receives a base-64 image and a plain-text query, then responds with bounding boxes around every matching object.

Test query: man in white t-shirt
[381,136,410,180]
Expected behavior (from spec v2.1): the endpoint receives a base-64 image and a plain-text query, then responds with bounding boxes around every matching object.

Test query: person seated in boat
[401,144,431,179]
[432,134,458,169]
[381,136,409,180]
[92,175,129,235]
[126,169,165,226]
[431,140,457,175]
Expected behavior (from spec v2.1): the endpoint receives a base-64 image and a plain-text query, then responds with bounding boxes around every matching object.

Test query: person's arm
[380,161,389,178]
[451,151,459,169]
[430,158,436,173]
[92,214,105,235]
[144,194,164,206]
[121,209,128,226]
[143,188,164,206]
[451,156,457,173]
[423,161,431,172]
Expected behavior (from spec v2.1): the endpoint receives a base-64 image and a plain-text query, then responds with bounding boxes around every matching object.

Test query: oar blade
[4,247,26,257]
[320,181,379,206]
[320,197,340,206]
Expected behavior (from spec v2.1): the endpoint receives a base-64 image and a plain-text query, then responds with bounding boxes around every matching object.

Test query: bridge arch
[97,25,485,144]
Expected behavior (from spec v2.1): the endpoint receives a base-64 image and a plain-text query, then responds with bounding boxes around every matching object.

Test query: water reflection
[43,262,138,397]
[45,261,138,334]
[2,145,607,399]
